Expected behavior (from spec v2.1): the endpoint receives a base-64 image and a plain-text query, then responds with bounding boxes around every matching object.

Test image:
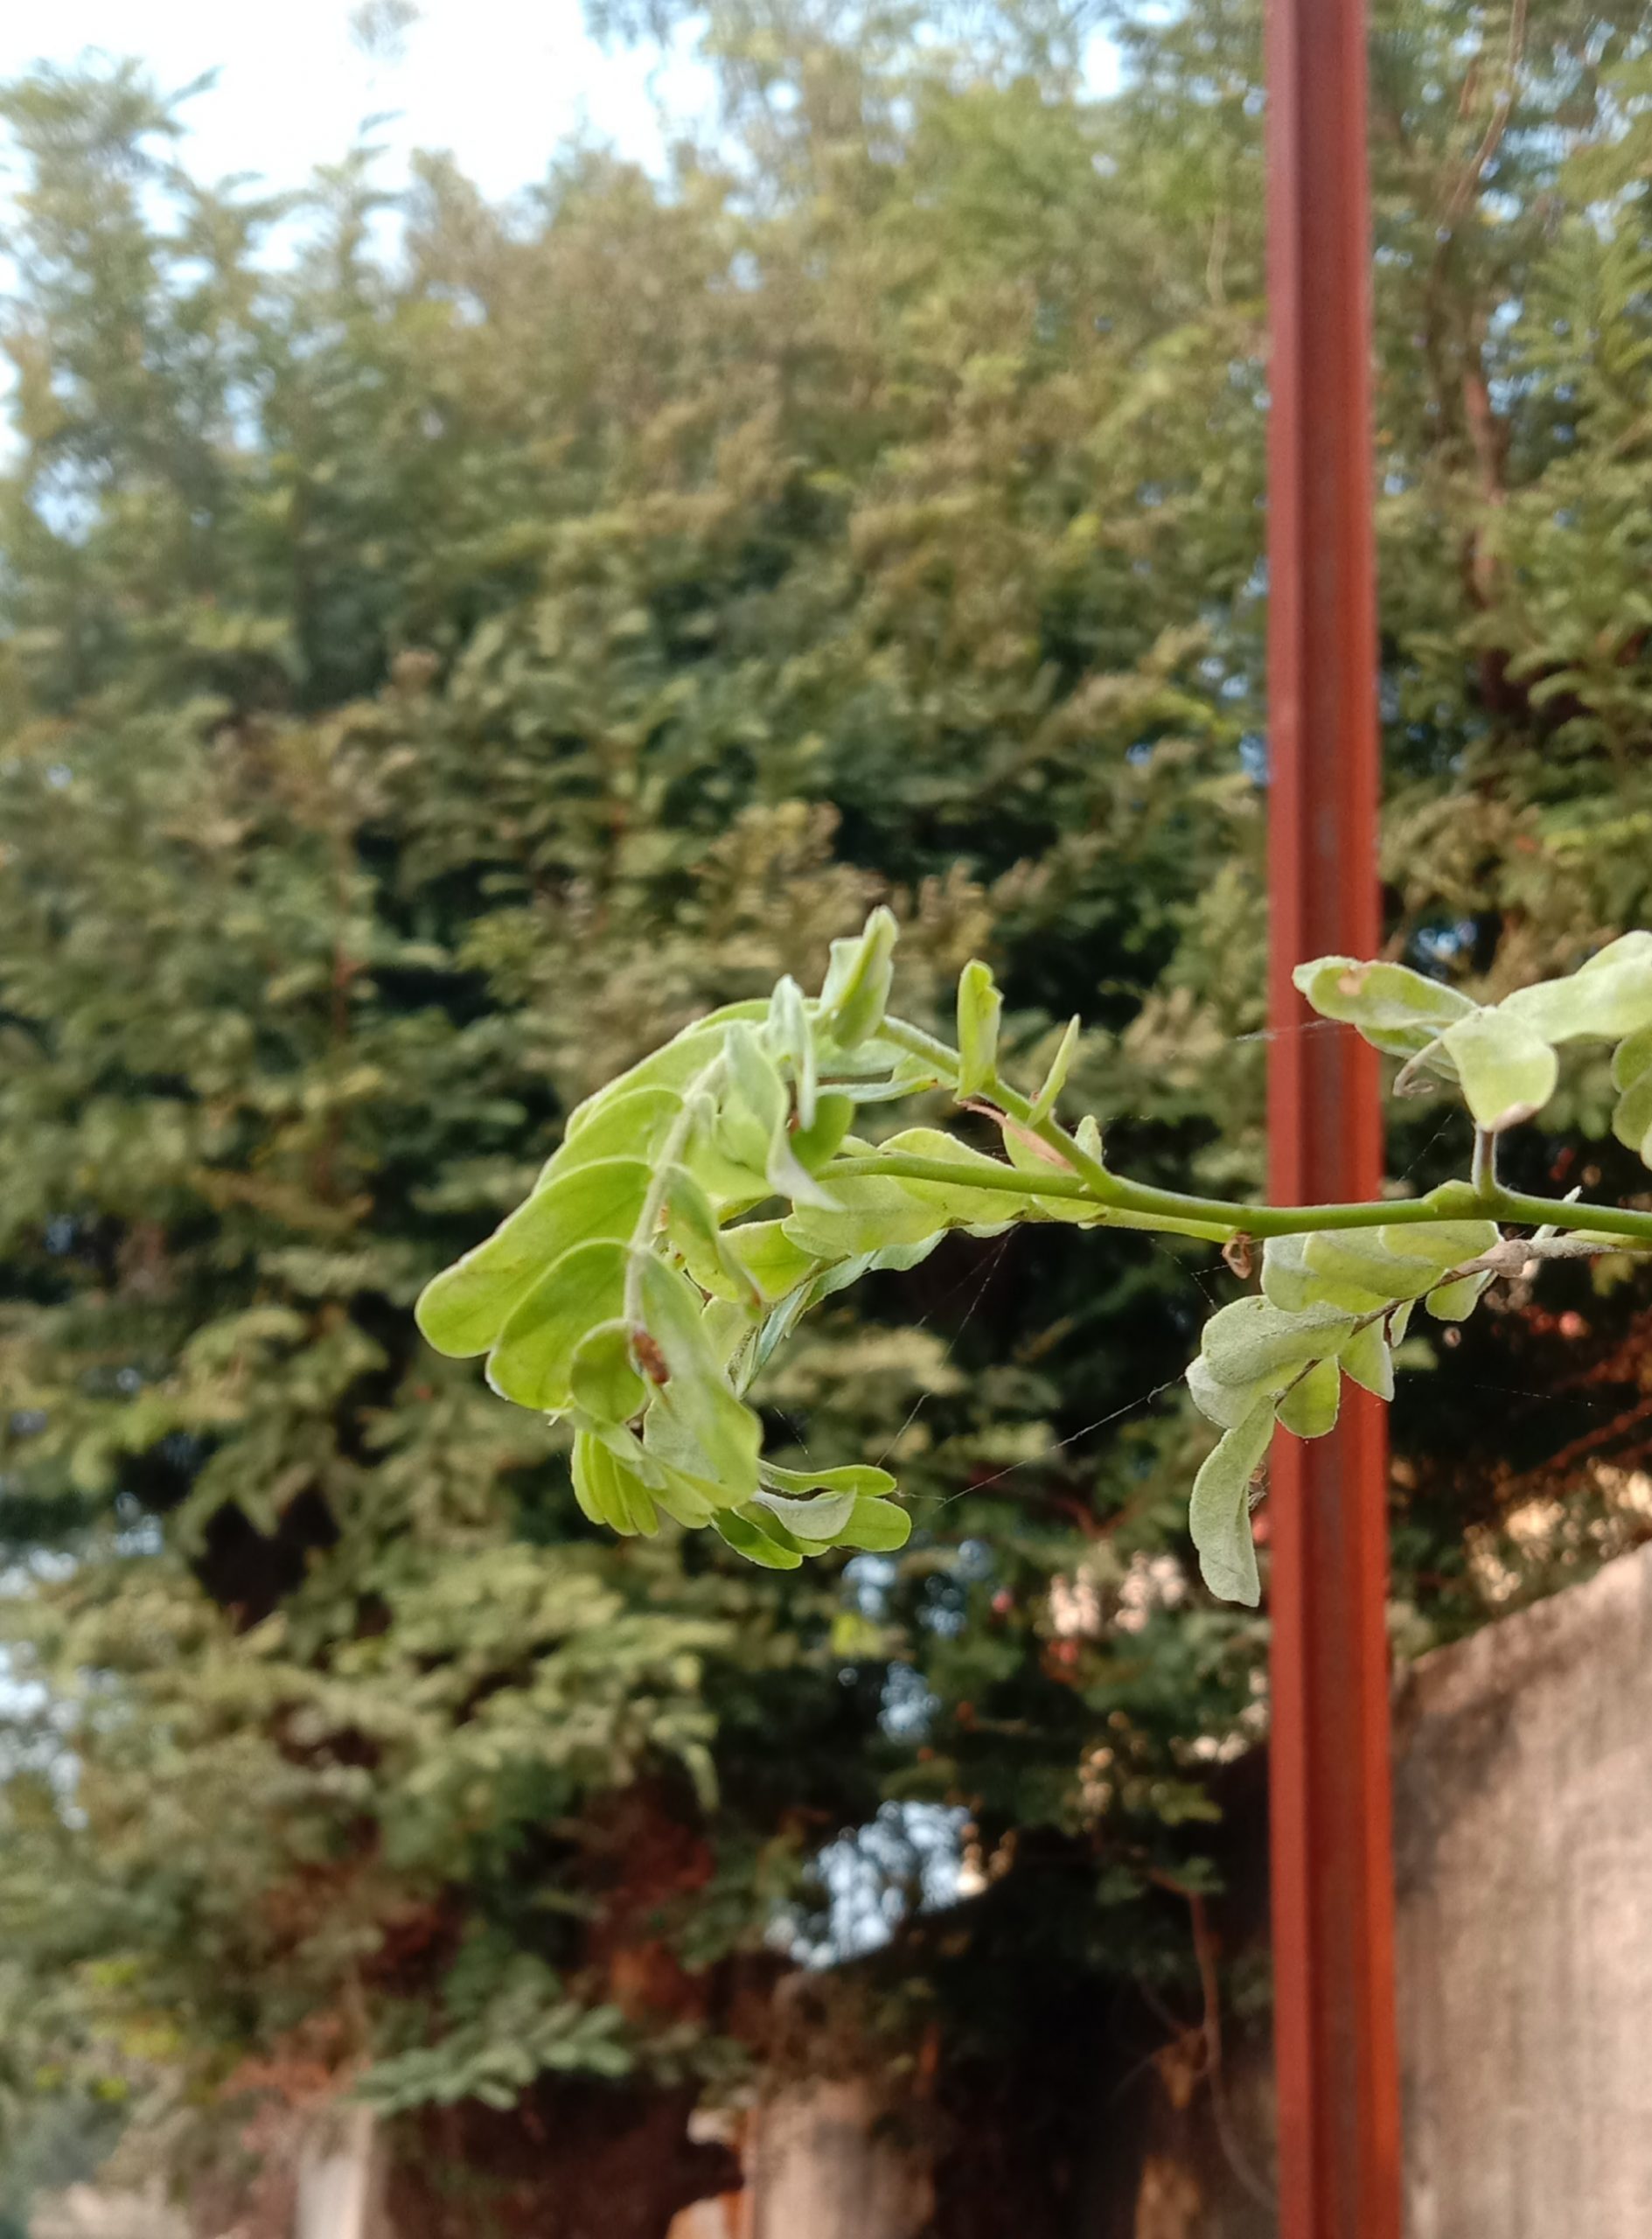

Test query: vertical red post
[1265,0,1401,2232]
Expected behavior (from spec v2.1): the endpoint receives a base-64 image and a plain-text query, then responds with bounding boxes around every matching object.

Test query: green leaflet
[1293,957,1474,1057]
[1260,1232,1388,1314]
[1425,1271,1493,1322]
[584,1416,724,1528]
[789,1092,856,1173]
[1186,1353,1293,1431]
[1610,1022,1652,1093]
[1199,1295,1356,1387]
[1612,1065,1652,1166]
[834,1497,912,1552]
[486,1238,629,1412]
[1499,951,1652,1043]
[721,1022,838,1212]
[638,1402,731,1510]
[680,1098,772,1209]
[663,1165,762,1309]
[715,1506,805,1569]
[1028,1015,1080,1125]
[1276,1357,1340,1440]
[1375,1219,1499,1267]
[572,1430,659,1536]
[569,1320,647,1423]
[758,1461,897,1499]
[1301,1229,1439,1302]
[819,906,898,1048]
[718,1021,785,1172]
[784,1126,1077,1258]
[534,1086,684,1191]
[634,1252,762,1500]
[1339,1320,1395,1400]
[750,1489,856,1539]
[723,1221,824,1304]
[1189,1398,1273,1607]
[417,1157,651,1357]
[956,959,1002,1097]
[1439,1009,1558,1132]
[782,1172,948,1259]
[1582,931,1652,973]
[561,1004,766,1139]
[767,973,819,1130]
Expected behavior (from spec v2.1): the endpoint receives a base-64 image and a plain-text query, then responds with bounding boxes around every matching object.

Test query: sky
[0,0,710,201]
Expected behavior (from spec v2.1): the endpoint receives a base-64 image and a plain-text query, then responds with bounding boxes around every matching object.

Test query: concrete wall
[1394,1538,1652,2239]
[666,2082,931,2239]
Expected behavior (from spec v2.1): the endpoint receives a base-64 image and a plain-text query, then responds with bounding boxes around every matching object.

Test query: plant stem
[1481,1187,1652,1246]
[848,1014,1652,1252]
[875,1015,1122,1198]
[624,1054,724,1326]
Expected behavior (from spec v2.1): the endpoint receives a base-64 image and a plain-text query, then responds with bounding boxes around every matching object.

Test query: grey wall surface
[1395,1539,1652,2239]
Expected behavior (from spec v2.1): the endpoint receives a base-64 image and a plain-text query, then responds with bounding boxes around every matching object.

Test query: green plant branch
[854,1015,1652,1250]
[876,1015,1119,1197]
[1480,1186,1652,1245]
[417,926,1652,1598]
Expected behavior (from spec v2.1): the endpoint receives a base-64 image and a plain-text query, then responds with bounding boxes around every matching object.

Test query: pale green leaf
[561,1007,764,1138]
[1500,954,1652,1043]
[768,973,819,1130]
[834,1497,912,1552]
[759,1461,898,1498]
[1376,1219,1499,1268]
[1301,1229,1440,1302]
[1260,1232,1388,1314]
[956,959,1002,1097]
[1612,1067,1652,1164]
[1338,1320,1394,1399]
[1186,1353,1292,1430]
[1028,1015,1081,1124]
[1439,1008,1559,1132]
[1188,1399,1273,1607]
[750,1489,856,1539]
[724,1221,824,1303]
[635,1253,762,1497]
[664,1165,762,1309]
[1611,1022,1652,1094]
[572,1431,659,1535]
[535,1086,683,1191]
[1293,957,1474,1056]
[569,1320,647,1423]
[485,1238,629,1412]
[1276,1357,1340,1440]
[1425,1272,1493,1322]
[819,907,898,1048]
[789,1091,856,1173]
[417,1157,649,1357]
[783,1174,945,1259]
[1200,1295,1356,1387]
[715,1507,805,1568]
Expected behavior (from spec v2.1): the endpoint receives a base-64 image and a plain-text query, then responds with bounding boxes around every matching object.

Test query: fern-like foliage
[422,918,1652,1599]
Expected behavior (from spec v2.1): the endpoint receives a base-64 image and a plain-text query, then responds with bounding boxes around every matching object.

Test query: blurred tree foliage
[2,1,1652,2228]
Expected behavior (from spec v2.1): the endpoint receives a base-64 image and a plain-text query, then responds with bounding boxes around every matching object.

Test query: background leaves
[3,3,1652,2228]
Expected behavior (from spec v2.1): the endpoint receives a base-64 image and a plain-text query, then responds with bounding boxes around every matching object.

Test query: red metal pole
[1264,0,1401,2231]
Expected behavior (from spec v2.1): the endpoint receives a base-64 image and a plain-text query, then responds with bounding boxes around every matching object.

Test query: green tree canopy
[2,4,1651,2229]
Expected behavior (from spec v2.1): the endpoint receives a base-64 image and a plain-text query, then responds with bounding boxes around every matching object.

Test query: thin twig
[1147,1872,1277,2216]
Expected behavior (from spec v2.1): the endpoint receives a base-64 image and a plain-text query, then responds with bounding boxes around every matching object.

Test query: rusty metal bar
[1264,0,1402,2231]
